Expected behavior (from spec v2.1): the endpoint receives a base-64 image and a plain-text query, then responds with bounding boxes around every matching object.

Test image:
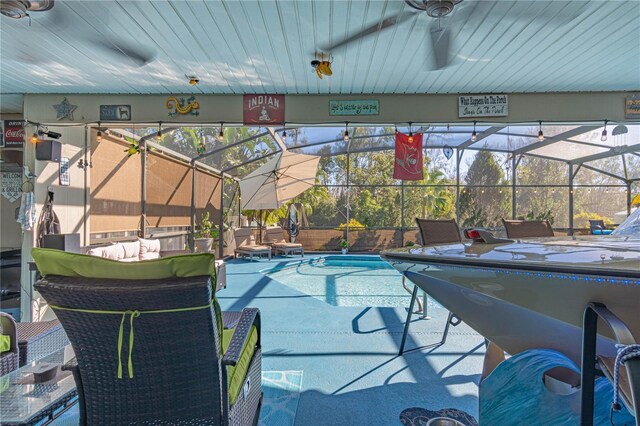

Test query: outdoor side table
[17,320,69,367]
[0,347,77,425]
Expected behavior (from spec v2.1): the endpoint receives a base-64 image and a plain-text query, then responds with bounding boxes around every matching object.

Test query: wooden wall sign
[100,105,131,121]
[329,100,379,116]
[625,94,640,119]
[243,94,285,125]
[458,95,508,118]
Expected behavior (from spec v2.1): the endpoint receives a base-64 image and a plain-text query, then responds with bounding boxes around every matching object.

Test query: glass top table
[0,346,77,425]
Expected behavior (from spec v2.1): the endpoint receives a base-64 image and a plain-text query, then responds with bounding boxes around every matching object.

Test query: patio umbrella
[240,151,319,242]
[239,151,320,210]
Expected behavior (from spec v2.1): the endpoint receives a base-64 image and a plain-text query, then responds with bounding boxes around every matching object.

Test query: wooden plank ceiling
[1,0,639,95]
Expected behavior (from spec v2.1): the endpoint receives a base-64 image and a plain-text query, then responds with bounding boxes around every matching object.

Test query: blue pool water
[264,255,440,308]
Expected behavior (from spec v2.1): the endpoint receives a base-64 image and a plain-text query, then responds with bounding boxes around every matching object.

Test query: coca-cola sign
[3,120,24,148]
[243,94,285,125]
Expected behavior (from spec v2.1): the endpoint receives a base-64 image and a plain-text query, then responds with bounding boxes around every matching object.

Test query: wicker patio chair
[415,218,462,245]
[34,274,262,425]
[233,228,272,261]
[265,226,304,257]
[502,219,555,238]
[0,312,19,375]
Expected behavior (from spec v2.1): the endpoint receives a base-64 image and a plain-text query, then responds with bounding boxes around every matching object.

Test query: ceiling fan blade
[91,37,156,67]
[321,11,415,52]
[429,25,451,70]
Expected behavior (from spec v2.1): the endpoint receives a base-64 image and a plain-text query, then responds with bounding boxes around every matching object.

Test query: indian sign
[3,120,24,148]
[458,95,508,118]
[243,94,285,125]
[329,100,379,116]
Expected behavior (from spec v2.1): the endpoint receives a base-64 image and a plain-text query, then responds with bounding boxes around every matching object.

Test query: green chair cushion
[32,248,222,337]
[222,326,258,405]
[32,248,217,283]
[0,335,11,353]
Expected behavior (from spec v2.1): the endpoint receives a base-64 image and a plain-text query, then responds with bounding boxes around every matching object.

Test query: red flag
[394,132,423,181]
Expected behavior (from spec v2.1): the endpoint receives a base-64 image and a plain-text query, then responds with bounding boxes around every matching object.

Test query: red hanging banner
[393,131,423,181]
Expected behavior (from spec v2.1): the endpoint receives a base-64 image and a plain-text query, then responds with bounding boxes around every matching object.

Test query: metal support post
[219,176,225,258]
[569,164,574,236]
[511,155,517,219]
[189,161,196,252]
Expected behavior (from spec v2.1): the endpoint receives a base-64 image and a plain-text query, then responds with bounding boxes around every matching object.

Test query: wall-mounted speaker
[36,140,62,162]
[42,234,80,253]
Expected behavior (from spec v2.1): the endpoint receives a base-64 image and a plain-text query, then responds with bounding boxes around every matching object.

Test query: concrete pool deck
[218,255,486,425]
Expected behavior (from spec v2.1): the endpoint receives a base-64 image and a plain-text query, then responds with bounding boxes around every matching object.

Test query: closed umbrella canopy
[240,151,320,210]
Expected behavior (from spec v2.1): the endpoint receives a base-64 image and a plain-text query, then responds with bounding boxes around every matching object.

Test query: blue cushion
[592,229,613,235]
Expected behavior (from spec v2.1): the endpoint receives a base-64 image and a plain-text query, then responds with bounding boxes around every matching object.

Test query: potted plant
[339,239,349,255]
[194,212,219,252]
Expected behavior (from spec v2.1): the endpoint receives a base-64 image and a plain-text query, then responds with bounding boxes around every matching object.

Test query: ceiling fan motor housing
[0,0,54,19]
[425,0,457,18]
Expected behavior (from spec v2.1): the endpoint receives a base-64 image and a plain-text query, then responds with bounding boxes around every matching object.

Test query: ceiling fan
[321,0,589,70]
[1,0,156,67]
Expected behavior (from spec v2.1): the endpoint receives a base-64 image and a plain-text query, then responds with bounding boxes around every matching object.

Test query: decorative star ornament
[53,97,77,121]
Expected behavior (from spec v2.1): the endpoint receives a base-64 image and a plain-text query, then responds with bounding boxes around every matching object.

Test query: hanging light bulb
[31,131,39,143]
[601,119,608,142]
[408,131,414,143]
[343,122,350,142]
[217,122,225,142]
[96,122,102,141]
[471,121,477,142]
[155,121,162,140]
[281,123,287,142]
[538,121,544,141]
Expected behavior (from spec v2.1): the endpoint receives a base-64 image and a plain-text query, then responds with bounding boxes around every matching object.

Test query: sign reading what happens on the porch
[329,100,379,116]
[458,95,509,118]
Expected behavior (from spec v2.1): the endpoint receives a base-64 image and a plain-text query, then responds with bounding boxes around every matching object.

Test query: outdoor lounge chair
[502,219,555,238]
[415,218,462,245]
[33,253,262,426]
[0,312,19,375]
[265,226,304,257]
[589,219,613,235]
[234,228,272,261]
[398,219,464,355]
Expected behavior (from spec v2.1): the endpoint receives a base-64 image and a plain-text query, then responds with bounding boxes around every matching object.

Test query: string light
[282,122,287,142]
[155,121,162,140]
[538,121,544,141]
[408,122,414,143]
[217,122,225,142]
[471,121,477,142]
[343,122,350,142]
[601,119,608,142]
[96,122,102,141]
[30,131,39,143]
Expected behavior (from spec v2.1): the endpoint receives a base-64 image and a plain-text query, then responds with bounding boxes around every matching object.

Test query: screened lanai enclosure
[93,122,640,253]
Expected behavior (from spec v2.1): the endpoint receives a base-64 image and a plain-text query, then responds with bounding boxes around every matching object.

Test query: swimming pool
[264,255,440,308]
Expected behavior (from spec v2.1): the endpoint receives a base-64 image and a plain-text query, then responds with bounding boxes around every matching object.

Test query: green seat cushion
[32,248,222,337]
[0,335,11,353]
[222,326,258,405]
[32,248,216,283]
